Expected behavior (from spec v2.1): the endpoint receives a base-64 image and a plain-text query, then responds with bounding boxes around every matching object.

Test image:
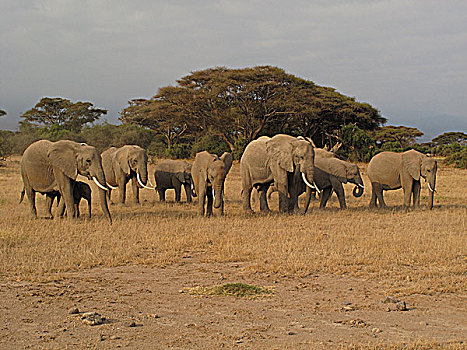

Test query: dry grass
[1,156,466,295]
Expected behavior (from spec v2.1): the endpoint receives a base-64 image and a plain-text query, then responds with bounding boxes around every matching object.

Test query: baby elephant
[57,181,92,218]
[154,160,196,203]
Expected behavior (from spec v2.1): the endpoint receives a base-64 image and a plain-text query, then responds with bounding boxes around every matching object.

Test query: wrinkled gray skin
[240,134,315,214]
[56,181,92,218]
[20,140,111,223]
[191,151,233,216]
[302,157,364,211]
[367,150,437,209]
[102,145,149,204]
[154,160,196,203]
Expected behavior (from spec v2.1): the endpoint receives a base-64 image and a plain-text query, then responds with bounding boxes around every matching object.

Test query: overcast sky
[1,0,466,140]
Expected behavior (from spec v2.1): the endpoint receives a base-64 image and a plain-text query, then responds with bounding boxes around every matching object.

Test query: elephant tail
[19,187,25,204]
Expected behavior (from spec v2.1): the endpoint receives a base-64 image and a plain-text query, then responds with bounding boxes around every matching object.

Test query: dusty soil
[1,254,465,349]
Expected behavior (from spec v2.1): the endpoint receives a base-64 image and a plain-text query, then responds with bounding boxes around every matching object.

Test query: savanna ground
[0,156,466,349]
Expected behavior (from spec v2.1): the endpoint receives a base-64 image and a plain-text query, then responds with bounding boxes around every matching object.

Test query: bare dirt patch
[1,256,466,349]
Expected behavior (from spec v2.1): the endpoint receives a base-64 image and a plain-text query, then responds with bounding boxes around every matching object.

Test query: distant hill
[384,110,467,143]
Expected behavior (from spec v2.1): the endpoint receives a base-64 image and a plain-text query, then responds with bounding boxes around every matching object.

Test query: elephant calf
[56,181,92,218]
[154,160,196,203]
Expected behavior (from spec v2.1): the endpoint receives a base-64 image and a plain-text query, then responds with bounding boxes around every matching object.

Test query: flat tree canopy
[21,97,107,132]
[120,66,386,150]
[372,125,424,150]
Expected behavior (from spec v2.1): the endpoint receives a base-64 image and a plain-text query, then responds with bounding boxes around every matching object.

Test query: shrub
[233,137,249,160]
[337,124,376,162]
[444,147,467,169]
[165,143,192,159]
[191,133,230,157]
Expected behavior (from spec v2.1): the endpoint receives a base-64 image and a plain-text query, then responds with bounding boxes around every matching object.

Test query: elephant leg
[412,180,421,207]
[374,184,386,208]
[107,189,113,204]
[75,202,80,218]
[197,187,206,216]
[158,188,166,202]
[57,196,66,217]
[24,181,37,219]
[332,181,347,209]
[242,186,254,213]
[174,182,182,202]
[131,177,140,204]
[403,179,413,207]
[369,183,377,208]
[206,187,213,217]
[45,193,55,218]
[320,188,333,208]
[259,188,271,212]
[118,179,127,204]
[184,184,192,203]
[54,171,76,219]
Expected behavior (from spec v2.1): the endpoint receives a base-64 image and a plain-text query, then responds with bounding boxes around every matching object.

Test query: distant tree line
[1,66,466,168]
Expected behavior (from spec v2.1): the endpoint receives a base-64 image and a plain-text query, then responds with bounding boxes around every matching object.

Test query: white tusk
[427,182,436,193]
[137,172,154,190]
[357,183,365,189]
[302,172,321,193]
[93,177,108,191]
[313,182,321,194]
[106,182,118,190]
[147,178,155,188]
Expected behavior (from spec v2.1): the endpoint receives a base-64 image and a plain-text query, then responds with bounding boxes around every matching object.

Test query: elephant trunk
[352,177,364,198]
[213,183,223,209]
[93,168,112,223]
[427,174,436,210]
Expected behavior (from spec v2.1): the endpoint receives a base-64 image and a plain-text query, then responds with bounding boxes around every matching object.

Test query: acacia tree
[21,97,107,132]
[120,66,385,152]
[432,132,467,146]
[372,125,423,150]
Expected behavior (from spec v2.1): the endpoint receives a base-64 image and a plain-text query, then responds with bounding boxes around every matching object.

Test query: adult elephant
[367,150,437,209]
[101,145,153,204]
[154,160,196,203]
[240,134,315,213]
[191,151,232,216]
[20,140,111,222]
[302,157,364,211]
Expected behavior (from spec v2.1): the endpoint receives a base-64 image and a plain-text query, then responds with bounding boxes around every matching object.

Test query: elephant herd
[19,135,438,223]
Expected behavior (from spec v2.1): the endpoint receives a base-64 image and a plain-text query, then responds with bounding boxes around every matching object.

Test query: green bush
[444,147,467,169]
[337,124,376,162]
[165,143,192,159]
[191,133,230,157]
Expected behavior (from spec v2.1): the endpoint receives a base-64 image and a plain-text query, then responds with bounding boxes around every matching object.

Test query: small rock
[419,321,428,326]
[371,328,382,333]
[342,301,352,305]
[68,307,80,315]
[99,334,105,341]
[287,331,296,335]
[110,335,121,340]
[125,321,137,327]
[386,307,391,312]
[81,312,104,326]
[395,301,408,311]
[382,296,399,304]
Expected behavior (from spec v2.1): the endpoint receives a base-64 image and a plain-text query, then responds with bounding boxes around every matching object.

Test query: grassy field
[1,156,466,296]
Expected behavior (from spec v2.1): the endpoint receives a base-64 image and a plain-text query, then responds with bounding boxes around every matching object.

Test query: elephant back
[367,152,402,185]
[156,159,191,174]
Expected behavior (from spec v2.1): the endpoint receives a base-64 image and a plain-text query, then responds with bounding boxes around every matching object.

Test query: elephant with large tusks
[101,145,153,204]
[154,159,196,203]
[367,149,437,209]
[240,134,315,213]
[191,151,233,216]
[20,140,111,223]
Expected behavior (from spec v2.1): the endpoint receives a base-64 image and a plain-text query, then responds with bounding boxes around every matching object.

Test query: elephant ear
[115,147,131,175]
[175,172,186,183]
[47,141,78,180]
[317,158,347,183]
[220,152,233,175]
[266,138,294,172]
[402,150,422,181]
